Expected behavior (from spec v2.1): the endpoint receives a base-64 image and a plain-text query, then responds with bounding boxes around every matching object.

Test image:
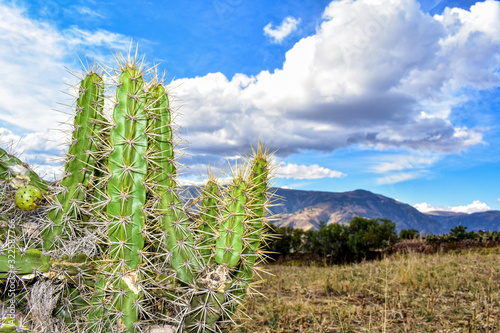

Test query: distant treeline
[266,217,398,264]
[266,218,500,264]
[424,225,500,243]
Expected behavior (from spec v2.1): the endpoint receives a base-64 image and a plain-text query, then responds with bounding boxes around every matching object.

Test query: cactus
[42,69,105,250]
[0,53,277,333]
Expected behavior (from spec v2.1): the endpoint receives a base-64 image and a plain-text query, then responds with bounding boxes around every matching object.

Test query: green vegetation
[269,219,500,264]
[425,225,500,244]
[399,228,419,240]
[269,217,399,264]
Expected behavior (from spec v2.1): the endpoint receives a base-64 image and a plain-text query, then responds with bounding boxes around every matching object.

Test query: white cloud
[174,0,499,162]
[372,153,441,173]
[371,152,440,183]
[0,128,65,179]
[0,2,136,174]
[72,6,105,19]
[376,171,424,185]
[414,200,492,214]
[277,163,345,180]
[264,16,301,43]
[0,2,132,131]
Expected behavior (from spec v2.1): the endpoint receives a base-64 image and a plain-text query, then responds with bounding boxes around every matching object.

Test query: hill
[270,188,448,234]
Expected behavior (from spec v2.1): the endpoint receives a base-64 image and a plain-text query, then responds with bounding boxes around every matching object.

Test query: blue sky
[0,0,499,214]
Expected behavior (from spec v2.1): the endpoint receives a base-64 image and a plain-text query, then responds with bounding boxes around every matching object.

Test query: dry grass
[233,247,500,332]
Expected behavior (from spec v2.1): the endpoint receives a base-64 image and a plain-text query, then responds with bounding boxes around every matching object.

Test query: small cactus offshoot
[0,53,278,333]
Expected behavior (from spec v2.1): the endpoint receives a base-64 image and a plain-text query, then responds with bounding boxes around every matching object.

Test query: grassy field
[232,247,500,332]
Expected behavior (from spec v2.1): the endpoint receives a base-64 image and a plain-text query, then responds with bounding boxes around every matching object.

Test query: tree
[400,228,419,240]
[347,217,398,262]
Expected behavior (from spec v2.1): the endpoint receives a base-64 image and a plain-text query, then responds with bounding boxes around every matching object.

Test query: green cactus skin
[146,82,200,285]
[0,55,278,333]
[0,249,92,280]
[14,185,42,211]
[231,145,271,304]
[215,177,248,268]
[0,148,48,194]
[195,179,221,265]
[242,146,270,267]
[0,317,30,332]
[99,64,148,332]
[42,72,104,250]
[106,65,147,270]
[184,291,225,333]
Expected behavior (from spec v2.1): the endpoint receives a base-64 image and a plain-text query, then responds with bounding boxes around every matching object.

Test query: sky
[0,0,499,214]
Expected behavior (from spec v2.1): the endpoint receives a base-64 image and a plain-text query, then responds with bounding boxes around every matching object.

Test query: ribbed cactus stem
[104,63,148,332]
[215,177,248,268]
[196,179,221,265]
[43,72,104,250]
[243,146,269,265]
[145,82,199,285]
[232,144,271,304]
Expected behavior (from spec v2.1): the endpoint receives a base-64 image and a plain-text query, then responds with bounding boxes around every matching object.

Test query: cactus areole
[0,54,277,333]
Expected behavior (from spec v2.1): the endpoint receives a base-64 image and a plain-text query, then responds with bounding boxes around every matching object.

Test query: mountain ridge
[269,188,500,234]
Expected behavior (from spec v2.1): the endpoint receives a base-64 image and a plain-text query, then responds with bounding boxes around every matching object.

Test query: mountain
[269,188,448,234]
[424,210,500,232]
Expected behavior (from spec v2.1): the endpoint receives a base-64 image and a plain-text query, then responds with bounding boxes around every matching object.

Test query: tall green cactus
[42,70,104,250]
[0,54,277,333]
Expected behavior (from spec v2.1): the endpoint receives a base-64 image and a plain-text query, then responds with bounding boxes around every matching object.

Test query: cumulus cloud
[414,200,492,214]
[174,0,499,164]
[277,163,345,180]
[264,16,301,43]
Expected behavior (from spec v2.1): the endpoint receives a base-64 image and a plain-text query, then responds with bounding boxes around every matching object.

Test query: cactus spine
[0,54,277,333]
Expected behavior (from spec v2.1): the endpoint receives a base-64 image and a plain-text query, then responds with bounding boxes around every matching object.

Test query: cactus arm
[0,249,50,279]
[0,249,93,280]
[101,64,148,333]
[0,148,48,193]
[232,144,272,306]
[106,65,147,269]
[43,73,104,250]
[241,147,269,267]
[215,178,247,268]
[146,83,199,284]
[196,179,221,266]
